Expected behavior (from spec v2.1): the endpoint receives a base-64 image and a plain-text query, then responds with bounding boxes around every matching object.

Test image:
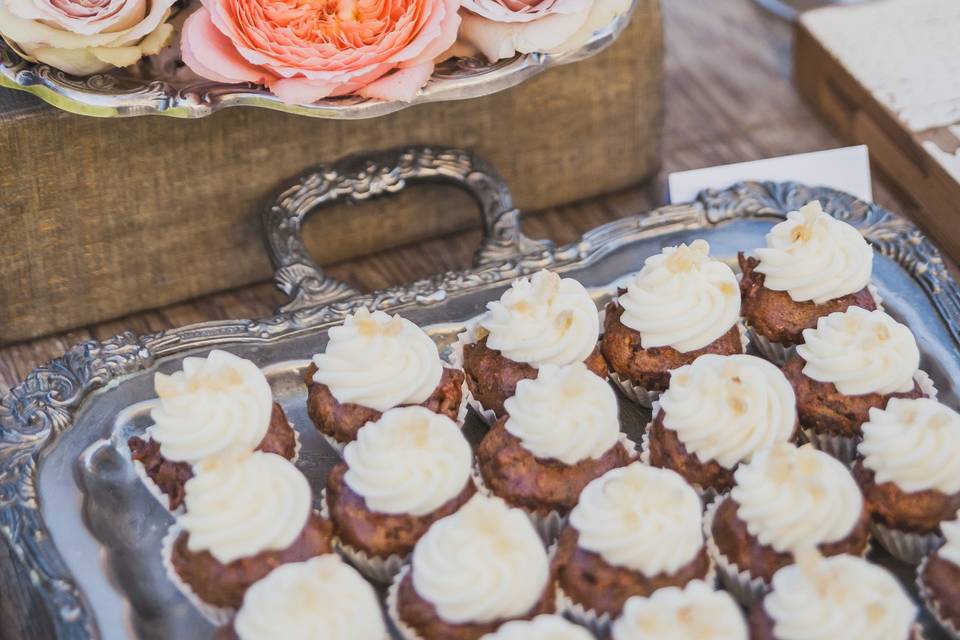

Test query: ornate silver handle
[263,146,552,313]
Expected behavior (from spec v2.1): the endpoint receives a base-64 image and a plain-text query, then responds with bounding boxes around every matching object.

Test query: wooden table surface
[0,0,925,638]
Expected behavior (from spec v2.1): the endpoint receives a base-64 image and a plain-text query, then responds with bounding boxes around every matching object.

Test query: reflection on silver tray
[1,147,959,639]
[0,1,634,119]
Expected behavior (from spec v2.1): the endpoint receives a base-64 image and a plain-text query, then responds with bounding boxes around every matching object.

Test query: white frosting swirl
[569,463,703,575]
[938,517,960,566]
[618,240,741,352]
[611,581,747,640]
[797,307,920,396]
[481,615,594,640]
[178,452,311,564]
[149,349,273,465]
[755,201,873,304]
[343,406,472,516]
[411,494,549,624]
[659,354,796,469]
[730,444,863,554]
[234,555,387,640]
[763,554,916,640]
[503,363,620,465]
[311,308,443,412]
[480,270,599,367]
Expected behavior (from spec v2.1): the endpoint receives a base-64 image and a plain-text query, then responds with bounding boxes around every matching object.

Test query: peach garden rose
[180,0,461,103]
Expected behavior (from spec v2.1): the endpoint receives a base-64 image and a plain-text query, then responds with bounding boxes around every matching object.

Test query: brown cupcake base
[919,553,960,639]
[644,408,739,496]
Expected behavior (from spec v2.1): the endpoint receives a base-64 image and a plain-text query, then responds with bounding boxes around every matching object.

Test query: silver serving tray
[0,1,634,119]
[2,147,959,640]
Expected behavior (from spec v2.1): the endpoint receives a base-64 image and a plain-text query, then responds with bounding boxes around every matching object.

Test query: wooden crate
[0,0,663,344]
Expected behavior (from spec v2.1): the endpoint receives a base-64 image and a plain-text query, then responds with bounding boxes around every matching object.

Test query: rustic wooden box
[0,0,663,344]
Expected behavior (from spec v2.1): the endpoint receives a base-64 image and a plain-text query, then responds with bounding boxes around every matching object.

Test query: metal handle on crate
[263,146,552,313]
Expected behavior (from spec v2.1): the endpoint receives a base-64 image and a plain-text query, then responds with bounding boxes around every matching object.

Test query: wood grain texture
[0,0,921,637]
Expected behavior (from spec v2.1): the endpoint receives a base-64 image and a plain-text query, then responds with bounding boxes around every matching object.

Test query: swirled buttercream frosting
[938,516,960,566]
[754,201,873,304]
[659,354,796,469]
[611,581,747,640]
[149,349,273,465]
[178,451,312,564]
[480,270,599,367]
[569,462,703,575]
[860,398,960,494]
[411,494,549,624]
[797,307,920,396]
[343,406,472,516]
[312,308,443,412]
[234,555,387,640]
[481,615,594,640]
[503,362,619,465]
[763,553,916,640]
[618,240,741,352]
[730,444,862,554]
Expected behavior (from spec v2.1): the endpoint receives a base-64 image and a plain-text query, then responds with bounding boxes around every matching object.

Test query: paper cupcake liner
[915,368,939,400]
[608,371,661,408]
[703,496,770,606]
[386,566,425,640]
[871,520,943,565]
[917,556,960,640]
[161,525,234,627]
[746,328,795,366]
[639,423,722,506]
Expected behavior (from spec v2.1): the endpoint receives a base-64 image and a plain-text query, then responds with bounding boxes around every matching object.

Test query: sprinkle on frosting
[731,444,863,554]
[611,580,747,640]
[479,270,600,368]
[763,553,916,640]
[149,349,273,465]
[411,494,549,625]
[234,555,387,640]
[659,354,796,469]
[178,451,312,564]
[311,308,443,412]
[480,615,594,640]
[569,462,703,575]
[860,398,960,494]
[938,516,960,566]
[343,406,472,516]
[618,240,741,352]
[503,362,620,465]
[797,307,920,396]
[754,201,873,304]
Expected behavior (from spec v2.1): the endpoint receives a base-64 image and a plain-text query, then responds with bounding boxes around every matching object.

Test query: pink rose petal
[181,8,269,84]
[358,61,433,101]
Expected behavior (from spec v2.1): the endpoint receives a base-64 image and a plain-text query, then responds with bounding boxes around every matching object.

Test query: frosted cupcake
[389,494,555,640]
[307,308,465,452]
[610,580,747,640]
[459,270,606,420]
[479,615,593,640]
[166,451,332,613]
[553,463,711,632]
[706,443,869,604]
[738,200,877,363]
[748,553,920,640]
[853,398,960,563]
[601,240,744,406]
[784,307,934,461]
[128,349,297,511]
[325,406,476,582]
[475,362,634,540]
[645,354,797,497]
[919,515,960,638]
[220,555,388,640]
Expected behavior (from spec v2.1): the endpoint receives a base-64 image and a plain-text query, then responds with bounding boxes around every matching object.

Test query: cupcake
[479,615,593,640]
[166,451,333,614]
[644,353,796,498]
[389,494,555,640]
[738,200,877,363]
[475,362,634,540]
[919,515,960,638]
[325,406,476,582]
[219,555,388,639]
[128,349,297,511]
[784,306,934,461]
[306,308,465,452]
[852,397,960,563]
[706,443,869,604]
[601,240,744,405]
[553,463,711,632]
[610,580,747,640]
[748,553,920,640]
[459,270,606,421]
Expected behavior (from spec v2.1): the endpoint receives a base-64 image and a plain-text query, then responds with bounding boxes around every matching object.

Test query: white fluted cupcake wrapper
[320,431,348,457]
[161,525,234,627]
[703,496,770,607]
[639,421,722,506]
[871,521,943,565]
[386,566,425,640]
[915,368,939,400]
[917,556,960,640]
[868,283,885,312]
